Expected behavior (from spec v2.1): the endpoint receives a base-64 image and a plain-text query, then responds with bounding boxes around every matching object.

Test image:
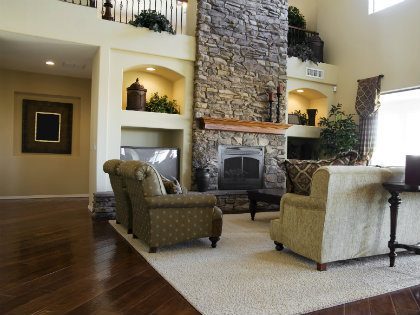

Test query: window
[369,0,406,14]
[370,89,420,166]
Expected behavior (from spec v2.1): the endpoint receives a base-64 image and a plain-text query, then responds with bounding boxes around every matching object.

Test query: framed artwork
[22,99,73,154]
[288,114,300,125]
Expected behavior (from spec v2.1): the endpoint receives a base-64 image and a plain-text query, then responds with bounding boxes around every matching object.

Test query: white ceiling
[0,31,98,79]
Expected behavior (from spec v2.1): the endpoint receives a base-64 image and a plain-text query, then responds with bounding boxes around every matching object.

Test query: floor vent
[306,67,324,79]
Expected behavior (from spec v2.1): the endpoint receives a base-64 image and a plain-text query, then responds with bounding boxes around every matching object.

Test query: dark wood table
[247,188,285,220]
[382,182,420,267]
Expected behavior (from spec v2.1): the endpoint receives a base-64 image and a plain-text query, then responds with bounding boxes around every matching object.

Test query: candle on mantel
[268,91,274,102]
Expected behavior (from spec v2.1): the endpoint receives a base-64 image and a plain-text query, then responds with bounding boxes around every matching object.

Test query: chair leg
[317,263,327,271]
[133,234,138,239]
[116,220,120,224]
[149,247,157,253]
[127,228,132,234]
[209,237,220,248]
[274,241,284,251]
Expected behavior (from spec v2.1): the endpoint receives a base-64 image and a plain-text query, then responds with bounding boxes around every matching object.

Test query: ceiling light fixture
[45,60,55,66]
[146,67,156,71]
[297,89,304,93]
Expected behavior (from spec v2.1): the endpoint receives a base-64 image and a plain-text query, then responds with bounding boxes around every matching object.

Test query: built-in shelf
[121,110,190,130]
[198,117,291,135]
[286,125,321,139]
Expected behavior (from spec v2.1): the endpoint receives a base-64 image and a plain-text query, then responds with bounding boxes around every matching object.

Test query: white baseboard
[0,194,89,200]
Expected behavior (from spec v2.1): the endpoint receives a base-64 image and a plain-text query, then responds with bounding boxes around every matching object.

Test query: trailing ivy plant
[288,6,306,29]
[145,93,180,114]
[129,10,174,34]
[288,42,318,64]
[319,104,359,157]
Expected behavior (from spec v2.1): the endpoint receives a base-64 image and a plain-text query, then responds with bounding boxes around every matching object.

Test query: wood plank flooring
[0,198,419,315]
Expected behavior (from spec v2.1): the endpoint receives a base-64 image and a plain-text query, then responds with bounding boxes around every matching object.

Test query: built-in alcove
[121,127,183,151]
[288,88,328,126]
[122,66,185,114]
[287,137,320,160]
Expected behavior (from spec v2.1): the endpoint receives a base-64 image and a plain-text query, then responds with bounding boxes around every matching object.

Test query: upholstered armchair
[103,159,133,233]
[119,161,223,253]
[270,166,420,271]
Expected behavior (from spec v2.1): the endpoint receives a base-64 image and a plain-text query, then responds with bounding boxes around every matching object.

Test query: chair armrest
[281,193,326,212]
[144,194,217,209]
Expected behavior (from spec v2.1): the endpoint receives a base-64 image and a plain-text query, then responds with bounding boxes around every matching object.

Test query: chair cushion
[285,151,358,195]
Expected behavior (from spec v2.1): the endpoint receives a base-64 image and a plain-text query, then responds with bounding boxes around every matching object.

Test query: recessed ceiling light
[146,67,156,71]
[297,89,304,93]
[46,60,55,66]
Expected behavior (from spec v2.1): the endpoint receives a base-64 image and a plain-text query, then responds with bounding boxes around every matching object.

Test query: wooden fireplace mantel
[197,117,291,135]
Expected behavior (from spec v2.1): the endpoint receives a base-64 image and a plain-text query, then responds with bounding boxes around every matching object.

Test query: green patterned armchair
[119,160,223,253]
[270,166,420,271]
[103,159,133,233]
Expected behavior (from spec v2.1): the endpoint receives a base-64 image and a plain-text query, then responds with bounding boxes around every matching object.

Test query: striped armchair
[119,160,223,253]
[103,159,133,233]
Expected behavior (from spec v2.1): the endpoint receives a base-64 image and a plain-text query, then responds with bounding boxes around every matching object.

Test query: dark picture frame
[22,99,73,154]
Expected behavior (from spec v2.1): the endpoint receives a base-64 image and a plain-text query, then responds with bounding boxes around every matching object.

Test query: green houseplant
[319,104,359,157]
[292,110,308,125]
[129,10,174,34]
[145,93,180,114]
[288,6,306,28]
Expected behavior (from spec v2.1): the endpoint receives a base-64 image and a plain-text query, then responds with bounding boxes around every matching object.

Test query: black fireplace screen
[218,146,264,190]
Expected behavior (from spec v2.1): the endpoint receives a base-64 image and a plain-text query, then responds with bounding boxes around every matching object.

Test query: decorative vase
[196,168,210,192]
[126,78,147,111]
[307,109,318,126]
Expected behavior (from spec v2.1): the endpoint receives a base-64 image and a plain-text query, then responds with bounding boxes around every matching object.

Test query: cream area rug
[110,213,420,315]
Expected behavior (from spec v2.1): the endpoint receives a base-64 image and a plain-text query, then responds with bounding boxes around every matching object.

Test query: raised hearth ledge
[198,117,291,135]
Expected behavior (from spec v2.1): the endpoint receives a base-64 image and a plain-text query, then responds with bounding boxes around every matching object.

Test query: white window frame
[370,88,420,166]
[369,0,406,14]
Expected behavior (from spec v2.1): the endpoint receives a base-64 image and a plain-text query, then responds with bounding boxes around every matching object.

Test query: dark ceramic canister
[405,155,420,186]
[307,109,318,126]
[126,78,147,111]
[307,34,324,63]
[195,168,210,192]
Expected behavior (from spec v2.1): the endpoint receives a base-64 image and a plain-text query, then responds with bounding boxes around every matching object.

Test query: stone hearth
[192,0,289,211]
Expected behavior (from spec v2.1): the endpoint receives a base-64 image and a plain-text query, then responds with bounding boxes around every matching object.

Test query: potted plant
[288,6,306,28]
[292,110,308,125]
[318,104,359,157]
[287,43,319,64]
[145,93,180,114]
[193,149,212,192]
[129,10,174,34]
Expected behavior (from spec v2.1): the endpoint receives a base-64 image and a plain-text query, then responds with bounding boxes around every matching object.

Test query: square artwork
[22,99,73,154]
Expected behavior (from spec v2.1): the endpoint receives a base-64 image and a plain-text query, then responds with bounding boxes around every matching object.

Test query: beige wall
[0,69,91,197]
[316,0,420,116]
[288,93,309,114]
[288,0,319,31]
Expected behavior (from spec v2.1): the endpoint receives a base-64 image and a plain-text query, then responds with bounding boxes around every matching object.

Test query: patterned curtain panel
[355,75,383,163]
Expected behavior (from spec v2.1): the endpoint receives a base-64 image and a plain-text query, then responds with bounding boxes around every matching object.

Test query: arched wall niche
[288,88,328,126]
[122,65,186,114]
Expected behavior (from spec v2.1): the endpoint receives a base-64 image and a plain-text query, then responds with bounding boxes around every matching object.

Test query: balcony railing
[288,26,319,47]
[288,26,324,63]
[61,0,188,35]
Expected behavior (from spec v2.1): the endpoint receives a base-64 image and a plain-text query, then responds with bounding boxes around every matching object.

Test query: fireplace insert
[218,145,264,190]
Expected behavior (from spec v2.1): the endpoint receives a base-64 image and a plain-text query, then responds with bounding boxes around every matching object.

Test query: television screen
[120,146,180,181]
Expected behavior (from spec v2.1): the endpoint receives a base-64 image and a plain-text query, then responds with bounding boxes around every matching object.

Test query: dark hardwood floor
[0,198,419,315]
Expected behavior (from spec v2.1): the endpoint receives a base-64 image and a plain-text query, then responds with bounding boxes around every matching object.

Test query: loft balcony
[60,0,192,35]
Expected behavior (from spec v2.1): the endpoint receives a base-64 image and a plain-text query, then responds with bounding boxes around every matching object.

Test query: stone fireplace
[192,0,288,212]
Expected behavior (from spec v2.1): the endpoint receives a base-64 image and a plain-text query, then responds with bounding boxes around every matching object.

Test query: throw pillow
[285,151,358,196]
[160,175,183,194]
